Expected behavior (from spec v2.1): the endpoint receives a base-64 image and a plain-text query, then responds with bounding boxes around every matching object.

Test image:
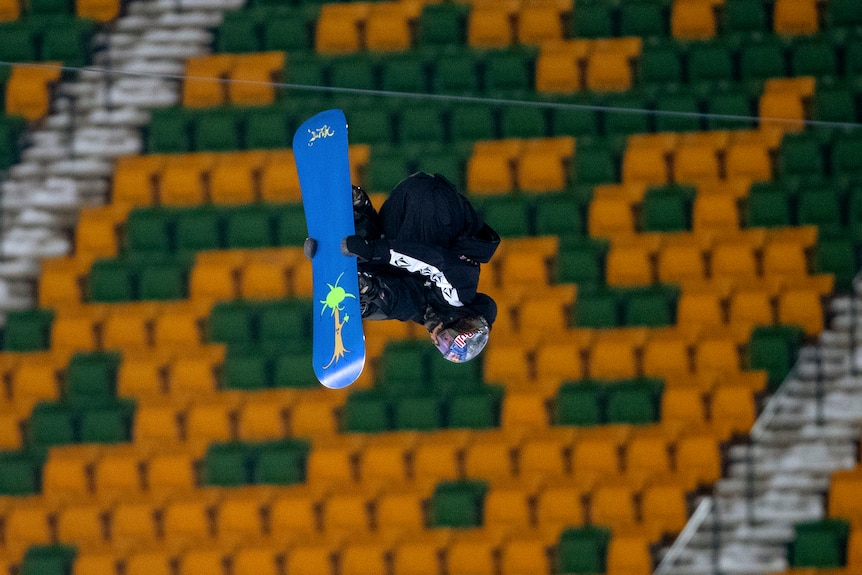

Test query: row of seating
[307,0,833,54]
[0,521,658,575]
[0,16,96,66]
[0,0,117,21]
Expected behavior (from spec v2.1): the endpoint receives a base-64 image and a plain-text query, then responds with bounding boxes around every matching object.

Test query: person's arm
[342,236,480,308]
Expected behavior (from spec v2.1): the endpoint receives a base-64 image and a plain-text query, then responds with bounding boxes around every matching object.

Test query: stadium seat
[671,0,716,39]
[557,526,612,575]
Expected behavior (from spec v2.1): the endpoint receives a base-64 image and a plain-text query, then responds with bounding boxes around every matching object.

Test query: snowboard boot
[357,271,388,319]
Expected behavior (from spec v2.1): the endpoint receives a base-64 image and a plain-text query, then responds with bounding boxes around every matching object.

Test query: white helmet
[433,315,490,363]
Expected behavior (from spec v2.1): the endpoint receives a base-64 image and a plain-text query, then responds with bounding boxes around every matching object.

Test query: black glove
[423,306,444,334]
[341,235,388,263]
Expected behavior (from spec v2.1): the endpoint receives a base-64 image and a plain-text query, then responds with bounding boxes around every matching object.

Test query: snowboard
[293,109,365,389]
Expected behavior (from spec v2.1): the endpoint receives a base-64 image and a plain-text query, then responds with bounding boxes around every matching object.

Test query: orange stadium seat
[622,146,668,187]
[657,238,707,285]
[412,434,464,485]
[377,489,427,537]
[661,384,708,429]
[589,335,638,379]
[536,480,587,531]
[93,450,144,499]
[777,287,824,336]
[518,5,564,44]
[675,431,721,489]
[725,141,773,182]
[828,467,862,523]
[483,482,534,535]
[315,5,364,54]
[447,536,496,575]
[585,49,633,92]
[773,0,819,35]
[483,340,531,385]
[5,64,60,121]
[671,0,717,39]
[42,449,93,501]
[322,490,373,537]
[711,240,759,282]
[0,0,20,20]
[625,430,674,486]
[606,532,653,575]
[158,162,208,206]
[463,434,517,482]
[291,396,341,438]
[467,5,514,48]
[0,410,22,451]
[500,534,550,575]
[358,440,411,488]
[605,242,655,286]
[73,550,117,575]
[56,502,107,547]
[229,52,284,106]
[110,499,160,548]
[77,0,120,21]
[641,480,689,538]
[467,150,515,194]
[117,350,169,399]
[588,194,636,238]
[237,391,291,440]
[643,330,692,381]
[260,151,302,203]
[536,42,584,92]
[209,161,257,205]
[570,430,625,486]
[270,491,319,542]
[39,256,89,308]
[167,350,221,398]
[342,542,389,575]
[162,495,214,546]
[759,91,806,133]
[183,55,231,108]
[366,4,413,51]
[692,191,740,235]
[673,143,721,184]
[762,238,809,279]
[710,383,757,440]
[502,389,551,430]
[5,502,54,557]
[216,493,267,544]
[185,399,236,448]
[102,304,155,350]
[189,255,241,301]
[75,206,121,259]
[51,309,100,353]
[676,289,725,334]
[520,433,572,481]
[152,305,204,347]
[112,154,163,206]
[284,543,335,575]
[535,337,586,385]
[591,481,638,530]
[517,146,569,192]
[305,439,357,489]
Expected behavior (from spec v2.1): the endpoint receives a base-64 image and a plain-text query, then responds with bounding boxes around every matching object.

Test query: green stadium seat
[348,107,395,146]
[637,44,684,94]
[28,0,72,15]
[217,12,261,53]
[778,133,825,182]
[398,104,446,144]
[844,38,862,85]
[329,55,378,91]
[748,325,804,391]
[476,195,531,237]
[449,104,497,143]
[705,92,755,130]
[208,300,255,346]
[258,299,311,352]
[3,308,54,352]
[430,480,488,528]
[137,260,186,301]
[571,144,617,185]
[0,117,25,169]
[226,205,275,249]
[795,188,842,230]
[88,258,135,303]
[0,451,41,495]
[78,400,134,443]
[203,442,252,487]
[571,2,615,38]
[65,351,121,408]
[343,389,392,433]
[605,378,662,424]
[654,93,702,133]
[0,25,37,62]
[252,439,309,485]
[366,148,411,192]
[790,36,838,78]
[193,109,242,152]
[174,206,224,255]
[418,2,467,46]
[499,105,548,139]
[447,387,501,429]
[223,350,271,390]
[431,49,480,96]
[380,54,429,93]
[534,193,583,237]
[602,94,650,138]
[557,526,612,575]
[640,185,692,232]
[573,289,620,328]
[262,8,313,52]
[393,394,444,431]
[245,106,291,149]
[283,53,326,88]
[790,518,850,568]
[720,0,768,40]
[686,41,734,96]
[811,85,857,125]
[739,38,788,92]
[20,545,77,575]
[428,352,484,397]
[555,380,605,426]
[745,184,792,228]
[623,286,677,327]
[548,96,602,138]
[555,237,608,287]
[40,18,95,67]
[619,0,666,39]
[377,340,429,392]
[826,0,862,29]
[274,203,309,247]
[482,49,534,97]
[815,235,857,292]
[832,134,862,186]
[125,208,173,255]
[147,107,192,153]
[28,401,77,450]
[272,352,317,388]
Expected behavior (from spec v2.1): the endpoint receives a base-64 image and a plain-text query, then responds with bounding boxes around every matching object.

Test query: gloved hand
[340,235,388,263]
[424,306,444,338]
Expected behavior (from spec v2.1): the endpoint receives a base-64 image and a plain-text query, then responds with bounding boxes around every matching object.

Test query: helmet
[433,315,490,363]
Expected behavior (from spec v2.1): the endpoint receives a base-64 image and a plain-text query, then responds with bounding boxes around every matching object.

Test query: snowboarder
[310,171,500,363]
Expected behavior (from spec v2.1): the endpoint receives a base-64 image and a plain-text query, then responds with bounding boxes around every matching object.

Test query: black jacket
[358,172,500,327]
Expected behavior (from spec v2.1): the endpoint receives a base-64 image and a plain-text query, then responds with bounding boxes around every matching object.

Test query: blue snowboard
[293,109,365,389]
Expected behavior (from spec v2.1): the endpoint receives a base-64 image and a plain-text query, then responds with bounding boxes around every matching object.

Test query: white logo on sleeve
[389,250,464,307]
